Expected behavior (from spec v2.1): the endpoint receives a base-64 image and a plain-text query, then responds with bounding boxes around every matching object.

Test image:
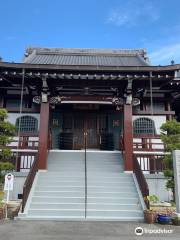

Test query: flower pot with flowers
[144,195,159,224]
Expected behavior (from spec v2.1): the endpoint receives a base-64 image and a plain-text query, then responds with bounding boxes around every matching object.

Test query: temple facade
[0,48,180,220]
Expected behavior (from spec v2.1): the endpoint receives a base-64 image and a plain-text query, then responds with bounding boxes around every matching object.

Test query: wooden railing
[134,153,165,173]
[9,151,38,172]
[21,154,38,212]
[8,136,39,150]
[133,155,149,208]
[2,134,39,172]
[133,135,164,152]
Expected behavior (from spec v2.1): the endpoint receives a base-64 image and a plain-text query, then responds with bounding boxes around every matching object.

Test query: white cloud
[107,0,159,27]
[149,43,180,65]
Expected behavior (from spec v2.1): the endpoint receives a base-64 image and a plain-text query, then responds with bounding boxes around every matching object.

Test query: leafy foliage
[147,195,159,204]
[0,162,14,183]
[0,109,16,183]
[160,119,180,197]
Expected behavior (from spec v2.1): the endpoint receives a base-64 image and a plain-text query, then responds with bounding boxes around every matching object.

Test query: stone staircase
[18,150,145,220]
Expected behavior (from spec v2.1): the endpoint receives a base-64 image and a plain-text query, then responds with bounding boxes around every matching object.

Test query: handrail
[133,154,149,208]
[21,155,38,212]
[134,153,165,173]
[84,132,87,218]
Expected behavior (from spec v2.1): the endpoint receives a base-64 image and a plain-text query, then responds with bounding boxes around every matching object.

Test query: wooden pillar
[123,104,133,171]
[38,102,50,170]
[0,90,5,108]
[165,100,172,120]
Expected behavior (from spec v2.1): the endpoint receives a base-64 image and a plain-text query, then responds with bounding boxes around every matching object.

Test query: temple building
[0,47,180,220]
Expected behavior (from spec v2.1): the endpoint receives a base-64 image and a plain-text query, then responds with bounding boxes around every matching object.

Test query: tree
[160,119,180,200]
[0,109,16,183]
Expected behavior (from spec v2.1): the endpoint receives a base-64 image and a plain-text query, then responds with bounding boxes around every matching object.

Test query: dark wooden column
[123,104,133,171]
[0,90,5,108]
[165,100,172,120]
[38,102,50,170]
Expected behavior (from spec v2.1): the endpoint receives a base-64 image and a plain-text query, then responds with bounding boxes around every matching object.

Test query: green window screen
[133,118,156,134]
[16,116,38,133]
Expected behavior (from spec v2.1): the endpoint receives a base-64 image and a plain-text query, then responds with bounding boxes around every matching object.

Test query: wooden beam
[123,104,133,171]
[38,102,50,169]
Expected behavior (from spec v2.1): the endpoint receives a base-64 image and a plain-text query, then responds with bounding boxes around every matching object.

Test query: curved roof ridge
[25,47,147,56]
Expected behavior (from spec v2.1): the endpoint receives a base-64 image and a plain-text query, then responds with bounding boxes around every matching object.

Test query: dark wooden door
[73,113,98,149]
[73,114,84,149]
[85,114,98,148]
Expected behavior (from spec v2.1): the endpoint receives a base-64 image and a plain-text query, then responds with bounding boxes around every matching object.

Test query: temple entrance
[51,106,122,150]
[73,113,98,149]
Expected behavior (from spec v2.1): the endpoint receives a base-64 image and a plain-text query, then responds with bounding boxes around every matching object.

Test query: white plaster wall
[3,172,28,200]
[133,115,166,135]
[7,113,40,129]
[145,174,173,202]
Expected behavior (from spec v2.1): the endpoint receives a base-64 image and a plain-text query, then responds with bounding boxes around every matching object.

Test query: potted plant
[0,191,5,219]
[157,213,172,224]
[144,195,159,224]
[172,213,180,226]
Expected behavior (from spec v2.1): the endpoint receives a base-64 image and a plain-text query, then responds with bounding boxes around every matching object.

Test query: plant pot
[157,214,171,225]
[144,210,157,224]
[172,218,180,226]
[0,206,6,219]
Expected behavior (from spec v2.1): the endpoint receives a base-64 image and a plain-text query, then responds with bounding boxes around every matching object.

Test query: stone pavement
[0,220,180,240]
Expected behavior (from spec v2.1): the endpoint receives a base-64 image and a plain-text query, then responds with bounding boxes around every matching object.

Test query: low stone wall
[3,172,28,201]
[145,174,173,202]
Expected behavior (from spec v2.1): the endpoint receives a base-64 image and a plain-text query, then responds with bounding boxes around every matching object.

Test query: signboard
[173,150,180,213]
[4,173,14,191]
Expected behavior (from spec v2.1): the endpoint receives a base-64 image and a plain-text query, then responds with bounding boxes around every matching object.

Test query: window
[16,116,38,133]
[133,118,156,134]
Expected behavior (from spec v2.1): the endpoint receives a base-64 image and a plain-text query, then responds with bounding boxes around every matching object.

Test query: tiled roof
[23,48,150,66]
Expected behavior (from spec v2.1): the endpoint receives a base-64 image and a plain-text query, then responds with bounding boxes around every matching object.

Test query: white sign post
[173,150,180,213]
[4,173,14,219]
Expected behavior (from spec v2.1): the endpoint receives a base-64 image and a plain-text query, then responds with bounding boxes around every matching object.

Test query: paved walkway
[0,220,180,240]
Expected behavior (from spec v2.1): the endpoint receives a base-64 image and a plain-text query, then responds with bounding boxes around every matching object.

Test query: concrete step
[36,182,134,188]
[86,216,144,221]
[38,172,85,177]
[88,192,138,198]
[34,191,85,198]
[86,209,143,218]
[87,203,141,211]
[36,181,84,187]
[31,196,85,203]
[30,203,85,209]
[87,197,140,204]
[28,209,85,217]
[35,186,85,191]
[35,185,136,192]
[30,203,141,211]
[38,172,85,182]
[19,151,144,221]
[87,176,133,181]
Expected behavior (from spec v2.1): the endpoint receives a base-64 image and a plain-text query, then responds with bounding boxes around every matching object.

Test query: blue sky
[0,0,180,65]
